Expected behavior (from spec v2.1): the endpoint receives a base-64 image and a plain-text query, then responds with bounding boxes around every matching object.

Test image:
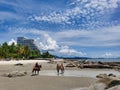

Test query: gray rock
[3,71,27,78]
[106,85,120,90]
[14,63,23,66]
[88,83,106,90]
[96,73,120,89]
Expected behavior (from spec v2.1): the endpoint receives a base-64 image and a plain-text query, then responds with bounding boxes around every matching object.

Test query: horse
[32,63,42,75]
[60,63,64,74]
[56,64,60,75]
[56,63,64,75]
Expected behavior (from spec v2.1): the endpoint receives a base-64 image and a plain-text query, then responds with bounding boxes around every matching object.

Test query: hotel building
[17,37,39,51]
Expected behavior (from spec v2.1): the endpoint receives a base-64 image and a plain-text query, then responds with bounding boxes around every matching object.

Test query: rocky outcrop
[65,63,77,67]
[107,85,120,90]
[82,64,113,69]
[96,73,120,89]
[88,83,106,90]
[3,71,27,78]
[79,73,120,90]
[65,60,120,70]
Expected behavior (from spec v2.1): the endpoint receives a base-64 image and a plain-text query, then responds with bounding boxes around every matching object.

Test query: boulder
[14,63,23,66]
[3,71,27,78]
[83,64,113,69]
[106,85,120,90]
[88,83,106,90]
[78,74,120,90]
[65,63,77,67]
[96,73,120,89]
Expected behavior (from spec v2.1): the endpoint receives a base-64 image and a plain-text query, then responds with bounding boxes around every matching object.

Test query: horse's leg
[32,69,34,74]
[61,68,64,74]
[34,69,36,74]
[57,68,59,75]
[37,70,39,75]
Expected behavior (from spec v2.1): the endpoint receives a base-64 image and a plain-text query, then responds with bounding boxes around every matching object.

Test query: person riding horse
[32,62,42,75]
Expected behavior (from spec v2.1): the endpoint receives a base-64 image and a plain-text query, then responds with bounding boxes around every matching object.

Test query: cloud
[52,26,120,47]
[59,46,86,57]
[8,25,120,47]
[29,0,120,28]
[33,12,70,24]
[7,39,17,45]
[0,12,21,20]
[6,25,120,58]
[34,34,59,50]
[34,33,86,57]
[102,52,113,58]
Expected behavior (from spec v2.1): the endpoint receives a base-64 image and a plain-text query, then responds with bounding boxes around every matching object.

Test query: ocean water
[39,69,120,78]
[67,58,120,62]
[87,58,120,62]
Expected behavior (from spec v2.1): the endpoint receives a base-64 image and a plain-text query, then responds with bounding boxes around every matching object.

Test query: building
[17,37,39,51]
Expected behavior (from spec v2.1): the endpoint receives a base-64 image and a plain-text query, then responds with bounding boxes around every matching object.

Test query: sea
[39,69,120,78]
[38,58,120,77]
[67,58,120,62]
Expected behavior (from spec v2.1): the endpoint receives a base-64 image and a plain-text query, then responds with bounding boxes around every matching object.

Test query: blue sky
[0,0,120,58]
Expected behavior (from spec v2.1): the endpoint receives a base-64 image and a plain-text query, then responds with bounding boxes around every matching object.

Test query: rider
[32,62,39,75]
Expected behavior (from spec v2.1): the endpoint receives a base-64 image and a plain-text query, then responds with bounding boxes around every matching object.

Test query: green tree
[1,42,9,58]
[42,51,54,58]
[23,45,30,59]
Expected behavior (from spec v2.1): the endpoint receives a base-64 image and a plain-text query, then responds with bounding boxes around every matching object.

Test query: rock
[3,71,27,78]
[106,85,120,90]
[98,61,104,64]
[88,83,106,90]
[106,80,120,89]
[14,63,23,66]
[65,63,77,67]
[96,73,120,89]
[83,64,113,69]
[78,74,120,90]
[79,87,89,90]
[108,73,116,77]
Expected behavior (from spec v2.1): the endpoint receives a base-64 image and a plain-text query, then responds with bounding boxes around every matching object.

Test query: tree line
[0,42,54,60]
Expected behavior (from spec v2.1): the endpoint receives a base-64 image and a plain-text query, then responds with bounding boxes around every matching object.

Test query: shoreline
[0,60,49,65]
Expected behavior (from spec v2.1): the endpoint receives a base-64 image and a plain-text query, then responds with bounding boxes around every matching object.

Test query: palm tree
[23,45,30,59]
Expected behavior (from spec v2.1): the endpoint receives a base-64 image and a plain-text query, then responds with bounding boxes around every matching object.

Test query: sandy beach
[0,60,119,90]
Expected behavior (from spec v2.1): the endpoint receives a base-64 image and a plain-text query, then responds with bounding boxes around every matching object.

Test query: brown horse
[56,64,60,75]
[60,63,64,74]
[32,62,42,75]
[56,63,64,75]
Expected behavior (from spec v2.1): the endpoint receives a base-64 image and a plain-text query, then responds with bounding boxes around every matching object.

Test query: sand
[0,75,95,90]
[0,60,98,90]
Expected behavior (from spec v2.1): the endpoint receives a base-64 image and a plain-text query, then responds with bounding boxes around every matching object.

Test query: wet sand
[0,75,95,90]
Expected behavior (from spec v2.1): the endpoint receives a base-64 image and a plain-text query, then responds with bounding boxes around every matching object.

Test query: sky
[0,0,120,58]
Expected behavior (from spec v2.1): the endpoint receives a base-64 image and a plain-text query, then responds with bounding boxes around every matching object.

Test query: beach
[0,75,95,90]
[0,60,119,90]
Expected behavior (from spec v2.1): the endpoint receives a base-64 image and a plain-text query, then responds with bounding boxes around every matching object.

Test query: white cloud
[34,34,59,50]
[8,24,120,48]
[8,25,120,48]
[29,0,120,24]
[102,52,113,58]
[7,39,17,45]
[52,26,120,47]
[34,33,86,57]
[6,26,120,57]
[0,12,21,20]
[59,46,86,57]
[32,12,70,24]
